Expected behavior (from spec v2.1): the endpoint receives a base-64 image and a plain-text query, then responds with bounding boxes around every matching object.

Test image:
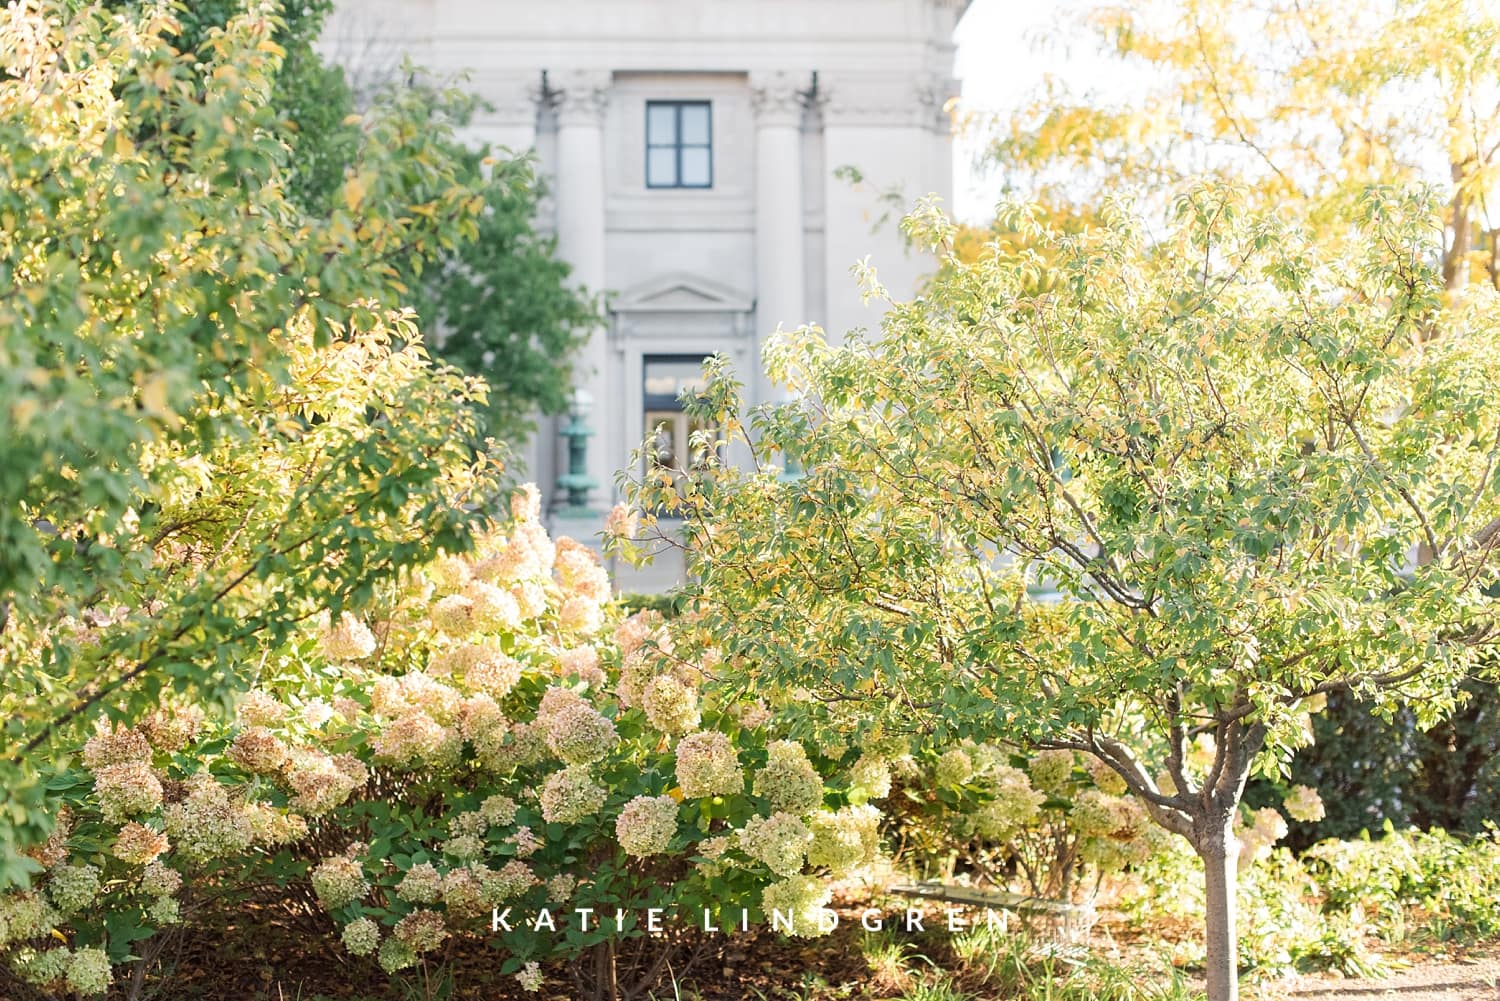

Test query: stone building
[325,0,971,586]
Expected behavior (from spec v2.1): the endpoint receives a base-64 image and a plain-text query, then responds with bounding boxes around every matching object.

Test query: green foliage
[0,0,498,884]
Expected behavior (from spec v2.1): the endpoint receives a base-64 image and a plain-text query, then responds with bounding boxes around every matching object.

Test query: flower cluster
[615,794,680,858]
[760,875,832,938]
[1282,784,1326,824]
[675,730,745,798]
[738,812,812,877]
[754,741,823,814]
[539,765,607,824]
[311,848,369,911]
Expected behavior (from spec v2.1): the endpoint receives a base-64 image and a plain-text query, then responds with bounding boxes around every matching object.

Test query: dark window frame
[645,100,713,189]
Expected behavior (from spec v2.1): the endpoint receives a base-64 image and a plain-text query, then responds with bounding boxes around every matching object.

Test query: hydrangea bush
[891,743,1166,908]
[0,489,879,999]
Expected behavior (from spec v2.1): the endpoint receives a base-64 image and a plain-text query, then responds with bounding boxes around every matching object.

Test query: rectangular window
[645,101,713,189]
[643,356,718,497]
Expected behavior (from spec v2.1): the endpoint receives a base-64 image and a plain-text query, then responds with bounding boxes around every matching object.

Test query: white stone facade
[325,1,969,586]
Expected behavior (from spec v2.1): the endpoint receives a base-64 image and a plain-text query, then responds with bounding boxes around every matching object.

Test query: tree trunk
[1198,823,1239,1001]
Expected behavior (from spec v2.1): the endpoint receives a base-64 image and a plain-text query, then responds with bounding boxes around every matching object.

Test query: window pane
[680,146,711,186]
[644,359,709,399]
[646,147,677,187]
[679,104,710,145]
[646,104,677,145]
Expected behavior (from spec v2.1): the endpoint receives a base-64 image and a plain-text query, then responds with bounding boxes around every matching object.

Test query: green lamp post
[555,387,597,517]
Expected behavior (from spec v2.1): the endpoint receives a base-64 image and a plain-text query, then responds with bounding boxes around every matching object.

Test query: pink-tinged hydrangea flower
[334,696,362,723]
[300,699,335,729]
[517,520,557,574]
[641,676,700,735]
[370,710,461,770]
[516,960,544,992]
[475,538,540,584]
[1283,784,1326,823]
[615,649,655,709]
[113,822,169,865]
[731,698,772,730]
[310,852,368,910]
[558,596,604,635]
[555,540,611,603]
[396,863,443,903]
[451,810,488,838]
[394,909,448,953]
[675,730,744,799]
[476,721,549,773]
[807,805,881,876]
[1238,806,1290,865]
[604,503,639,540]
[226,726,290,775]
[285,749,365,815]
[547,873,577,902]
[341,917,380,956]
[477,859,538,904]
[480,794,518,827]
[82,723,152,771]
[613,610,662,658]
[738,812,812,877]
[236,689,288,728]
[244,802,308,847]
[509,826,543,858]
[370,671,462,722]
[317,612,377,661]
[760,875,834,938]
[162,776,254,861]
[430,594,476,636]
[557,646,604,686]
[459,694,508,742]
[462,648,523,699]
[46,863,100,916]
[141,704,204,752]
[542,699,618,765]
[512,580,549,620]
[615,795,679,858]
[139,861,182,898]
[441,867,486,916]
[94,761,163,823]
[511,484,543,522]
[539,766,607,824]
[754,742,823,815]
[465,580,522,632]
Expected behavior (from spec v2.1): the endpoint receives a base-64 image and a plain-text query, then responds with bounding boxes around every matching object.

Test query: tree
[988,0,1500,291]
[620,186,1500,1001]
[0,0,502,883]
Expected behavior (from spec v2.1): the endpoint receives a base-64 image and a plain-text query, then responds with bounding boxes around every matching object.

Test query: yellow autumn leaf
[342,174,367,213]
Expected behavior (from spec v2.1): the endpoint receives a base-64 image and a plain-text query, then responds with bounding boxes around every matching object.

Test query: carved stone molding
[750,70,809,128]
[550,69,612,127]
[821,74,946,129]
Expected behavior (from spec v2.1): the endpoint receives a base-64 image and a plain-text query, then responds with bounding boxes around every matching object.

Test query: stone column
[751,71,808,408]
[550,70,611,513]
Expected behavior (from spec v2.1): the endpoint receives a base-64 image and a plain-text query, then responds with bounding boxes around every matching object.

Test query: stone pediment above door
[613,273,753,314]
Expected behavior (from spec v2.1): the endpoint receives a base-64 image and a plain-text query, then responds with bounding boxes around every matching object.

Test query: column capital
[550,69,612,127]
[750,70,809,128]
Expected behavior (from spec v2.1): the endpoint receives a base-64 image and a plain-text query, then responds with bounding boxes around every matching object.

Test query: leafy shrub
[888,744,1166,906]
[1,492,879,999]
